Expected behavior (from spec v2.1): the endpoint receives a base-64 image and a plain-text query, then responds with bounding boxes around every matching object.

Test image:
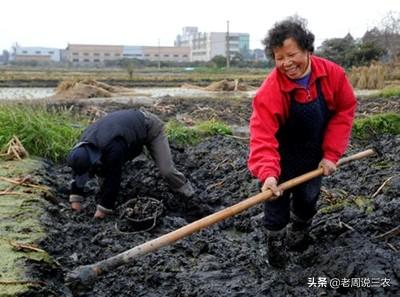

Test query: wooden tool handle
[337,148,375,166]
[66,149,375,287]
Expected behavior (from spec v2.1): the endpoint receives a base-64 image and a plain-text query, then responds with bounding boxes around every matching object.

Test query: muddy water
[31,133,400,297]
[0,87,384,101]
[0,87,256,101]
[0,87,55,100]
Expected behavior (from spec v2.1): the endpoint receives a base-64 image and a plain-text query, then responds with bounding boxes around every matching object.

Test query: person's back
[67,109,195,219]
[81,109,147,155]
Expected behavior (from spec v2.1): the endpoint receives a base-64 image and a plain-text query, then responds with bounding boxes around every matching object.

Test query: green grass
[195,119,233,137]
[165,119,232,146]
[165,121,200,146]
[352,113,400,139]
[377,87,400,98]
[0,104,87,162]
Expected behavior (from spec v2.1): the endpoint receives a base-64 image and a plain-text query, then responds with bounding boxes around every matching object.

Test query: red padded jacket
[248,55,356,182]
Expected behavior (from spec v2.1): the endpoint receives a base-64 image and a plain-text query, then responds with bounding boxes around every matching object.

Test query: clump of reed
[0,103,87,162]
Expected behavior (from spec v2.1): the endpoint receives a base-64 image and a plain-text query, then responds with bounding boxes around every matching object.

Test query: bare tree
[379,11,400,60]
[380,11,400,35]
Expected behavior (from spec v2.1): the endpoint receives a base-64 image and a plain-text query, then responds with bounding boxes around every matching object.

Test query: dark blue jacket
[80,109,147,159]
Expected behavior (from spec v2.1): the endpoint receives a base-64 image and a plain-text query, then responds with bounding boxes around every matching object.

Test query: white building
[123,46,190,62]
[123,46,144,59]
[65,44,124,64]
[175,26,250,62]
[12,46,61,62]
[64,44,190,65]
[175,27,198,48]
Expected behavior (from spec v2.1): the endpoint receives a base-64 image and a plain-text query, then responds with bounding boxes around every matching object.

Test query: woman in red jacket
[248,19,356,267]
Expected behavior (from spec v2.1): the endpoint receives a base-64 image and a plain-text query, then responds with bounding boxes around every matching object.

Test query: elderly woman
[248,18,356,267]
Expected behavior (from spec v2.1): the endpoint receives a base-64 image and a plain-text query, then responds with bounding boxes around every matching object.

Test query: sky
[1,0,399,51]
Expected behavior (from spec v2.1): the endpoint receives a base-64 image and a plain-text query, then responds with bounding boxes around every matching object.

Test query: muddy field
[52,91,400,130]
[15,95,400,297]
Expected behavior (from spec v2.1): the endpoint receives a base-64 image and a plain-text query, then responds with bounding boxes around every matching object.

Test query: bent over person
[248,19,356,267]
[67,109,194,219]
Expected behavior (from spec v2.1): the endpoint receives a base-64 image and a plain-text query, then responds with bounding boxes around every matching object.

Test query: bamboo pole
[65,149,375,287]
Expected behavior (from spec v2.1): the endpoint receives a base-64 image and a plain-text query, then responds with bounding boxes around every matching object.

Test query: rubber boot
[287,213,311,252]
[265,228,287,268]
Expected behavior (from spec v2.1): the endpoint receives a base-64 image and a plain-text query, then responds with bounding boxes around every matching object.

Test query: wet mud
[25,130,399,297]
[54,95,254,128]
[57,94,400,130]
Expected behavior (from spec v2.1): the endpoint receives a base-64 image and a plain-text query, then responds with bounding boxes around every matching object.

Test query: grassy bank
[0,104,87,162]
[0,159,54,296]
[352,113,400,139]
[0,104,234,161]
[377,86,400,98]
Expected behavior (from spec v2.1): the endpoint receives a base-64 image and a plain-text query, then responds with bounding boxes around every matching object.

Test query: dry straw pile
[51,79,135,100]
[0,136,29,161]
[349,60,400,90]
[349,64,386,90]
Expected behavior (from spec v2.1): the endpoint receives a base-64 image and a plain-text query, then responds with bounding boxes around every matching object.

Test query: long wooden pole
[65,149,375,287]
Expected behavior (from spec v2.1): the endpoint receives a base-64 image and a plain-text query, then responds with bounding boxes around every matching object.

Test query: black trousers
[94,137,129,210]
[263,176,322,230]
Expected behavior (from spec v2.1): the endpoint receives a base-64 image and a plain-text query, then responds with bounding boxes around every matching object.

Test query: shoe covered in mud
[286,214,311,252]
[69,194,84,212]
[265,228,287,268]
[94,205,113,219]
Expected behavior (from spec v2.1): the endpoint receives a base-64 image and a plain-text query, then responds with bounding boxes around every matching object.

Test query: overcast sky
[1,0,399,51]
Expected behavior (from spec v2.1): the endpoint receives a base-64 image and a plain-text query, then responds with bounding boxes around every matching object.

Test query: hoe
[65,149,375,289]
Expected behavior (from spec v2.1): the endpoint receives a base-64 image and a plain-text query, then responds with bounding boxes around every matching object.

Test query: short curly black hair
[263,18,315,59]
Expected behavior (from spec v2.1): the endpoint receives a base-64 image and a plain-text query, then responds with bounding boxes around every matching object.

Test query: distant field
[2,64,399,90]
[0,66,268,87]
